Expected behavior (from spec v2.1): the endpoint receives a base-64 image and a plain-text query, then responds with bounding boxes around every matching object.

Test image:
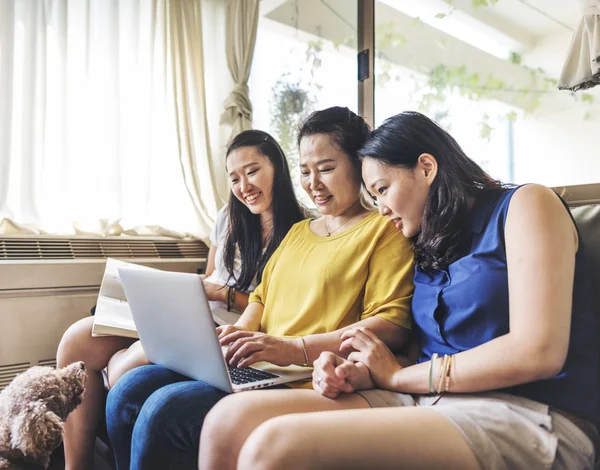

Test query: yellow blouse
[249,212,414,337]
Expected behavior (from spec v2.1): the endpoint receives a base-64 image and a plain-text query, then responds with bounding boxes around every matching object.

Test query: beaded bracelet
[299,337,309,366]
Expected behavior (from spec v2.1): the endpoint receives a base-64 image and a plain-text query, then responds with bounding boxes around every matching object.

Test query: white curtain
[221,0,260,138]
[164,0,232,239]
[558,0,600,91]
[0,0,231,240]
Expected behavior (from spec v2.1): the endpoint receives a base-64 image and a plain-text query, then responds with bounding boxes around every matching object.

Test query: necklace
[324,201,362,237]
[324,215,355,237]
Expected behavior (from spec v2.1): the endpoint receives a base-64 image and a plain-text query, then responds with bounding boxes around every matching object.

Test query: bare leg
[199,389,369,470]
[238,407,481,470]
[106,340,150,387]
[56,316,135,470]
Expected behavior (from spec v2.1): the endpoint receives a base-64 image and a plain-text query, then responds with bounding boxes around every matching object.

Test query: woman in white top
[56,129,304,470]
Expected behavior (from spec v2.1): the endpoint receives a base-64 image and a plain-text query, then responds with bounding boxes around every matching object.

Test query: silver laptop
[118,268,312,393]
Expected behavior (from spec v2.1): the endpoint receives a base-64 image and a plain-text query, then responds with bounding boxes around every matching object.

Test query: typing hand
[222,332,302,369]
[217,324,250,344]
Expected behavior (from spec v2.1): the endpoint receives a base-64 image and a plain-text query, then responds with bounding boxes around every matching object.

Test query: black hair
[297,106,371,170]
[224,130,304,292]
[358,111,504,272]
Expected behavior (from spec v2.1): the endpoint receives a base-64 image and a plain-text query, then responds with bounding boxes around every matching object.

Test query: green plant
[270,75,315,167]
[373,5,596,138]
[270,41,324,174]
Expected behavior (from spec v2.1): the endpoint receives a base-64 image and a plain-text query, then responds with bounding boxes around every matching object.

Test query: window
[0,1,201,235]
[249,0,358,203]
[374,0,599,186]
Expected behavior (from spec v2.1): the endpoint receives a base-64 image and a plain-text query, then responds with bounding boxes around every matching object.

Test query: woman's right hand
[312,351,375,399]
[216,324,250,345]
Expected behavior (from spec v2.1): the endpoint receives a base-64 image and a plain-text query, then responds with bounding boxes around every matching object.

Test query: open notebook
[92,258,241,338]
[91,258,158,338]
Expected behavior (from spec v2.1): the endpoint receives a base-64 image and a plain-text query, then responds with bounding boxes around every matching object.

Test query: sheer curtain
[221,0,259,139]
[0,0,231,240]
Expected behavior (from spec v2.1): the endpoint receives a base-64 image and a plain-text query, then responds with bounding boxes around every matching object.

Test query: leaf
[508,52,522,65]
[473,0,498,6]
[435,13,447,18]
[479,122,494,141]
[581,93,595,104]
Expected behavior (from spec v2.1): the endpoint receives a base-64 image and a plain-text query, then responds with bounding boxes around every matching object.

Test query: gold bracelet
[299,337,309,366]
[444,355,453,393]
[437,354,449,394]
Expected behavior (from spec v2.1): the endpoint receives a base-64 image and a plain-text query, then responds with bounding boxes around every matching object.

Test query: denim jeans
[105,364,228,470]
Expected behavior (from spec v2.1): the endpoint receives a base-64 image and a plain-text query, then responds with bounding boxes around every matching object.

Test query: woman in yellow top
[105,107,415,470]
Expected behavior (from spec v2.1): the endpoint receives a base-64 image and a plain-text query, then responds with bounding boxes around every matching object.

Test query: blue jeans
[105,364,228,470]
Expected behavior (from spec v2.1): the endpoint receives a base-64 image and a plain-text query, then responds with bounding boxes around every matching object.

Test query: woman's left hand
[202,279,228,303]
[223,332,303,368]
[340,327,403,390]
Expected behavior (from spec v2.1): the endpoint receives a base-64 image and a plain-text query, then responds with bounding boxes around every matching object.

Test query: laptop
[118,268,313,393]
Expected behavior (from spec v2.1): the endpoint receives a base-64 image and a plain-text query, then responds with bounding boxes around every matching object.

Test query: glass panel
[249,0,358,203]
[374,0,599,186]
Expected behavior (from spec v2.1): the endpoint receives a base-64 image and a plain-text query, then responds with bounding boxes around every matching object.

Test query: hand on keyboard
[222,332,305,369]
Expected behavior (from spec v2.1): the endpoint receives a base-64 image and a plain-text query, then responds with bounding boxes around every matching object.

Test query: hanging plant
[270,41,324,168]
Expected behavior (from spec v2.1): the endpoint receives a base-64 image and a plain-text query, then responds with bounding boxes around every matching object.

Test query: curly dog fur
[0,362,86,469]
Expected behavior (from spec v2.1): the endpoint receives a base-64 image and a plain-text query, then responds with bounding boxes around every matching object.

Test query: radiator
[0,236,208,390]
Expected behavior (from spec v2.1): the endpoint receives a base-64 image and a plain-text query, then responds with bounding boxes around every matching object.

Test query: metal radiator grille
[0,237,208,260]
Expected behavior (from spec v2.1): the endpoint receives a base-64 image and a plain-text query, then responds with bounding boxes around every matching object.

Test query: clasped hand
[216,325,300,369]
[312,327,403,398]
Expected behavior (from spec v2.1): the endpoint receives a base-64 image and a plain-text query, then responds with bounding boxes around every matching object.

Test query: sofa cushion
[572,204,600,307]
[571,204,600,376]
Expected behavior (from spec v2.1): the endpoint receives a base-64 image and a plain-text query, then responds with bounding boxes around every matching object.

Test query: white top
[205,206,258,322]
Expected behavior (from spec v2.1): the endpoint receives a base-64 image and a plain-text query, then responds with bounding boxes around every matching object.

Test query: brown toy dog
[0,362,86,469]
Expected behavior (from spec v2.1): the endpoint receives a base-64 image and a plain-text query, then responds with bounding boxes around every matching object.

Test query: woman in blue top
[199,111,599,470]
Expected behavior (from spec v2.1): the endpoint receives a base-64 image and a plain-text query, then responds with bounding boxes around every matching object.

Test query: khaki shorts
[356,390,595,470]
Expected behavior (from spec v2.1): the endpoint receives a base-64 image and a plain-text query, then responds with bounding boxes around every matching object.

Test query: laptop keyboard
[227,364,279,385]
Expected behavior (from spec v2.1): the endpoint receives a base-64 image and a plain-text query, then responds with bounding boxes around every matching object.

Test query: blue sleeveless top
[412,186,599,423]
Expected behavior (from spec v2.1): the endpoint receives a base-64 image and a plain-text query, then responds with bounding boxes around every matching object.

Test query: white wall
[513,107,600,186]
[512,30,600,186]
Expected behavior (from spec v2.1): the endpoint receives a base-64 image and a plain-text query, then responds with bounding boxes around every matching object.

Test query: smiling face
[299,134,362,216]
[361,155,436,238]
[227,146,276,216]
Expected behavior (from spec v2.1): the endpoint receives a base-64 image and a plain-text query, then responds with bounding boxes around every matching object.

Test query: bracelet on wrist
[299,337,309,366]
[226,286,236,311]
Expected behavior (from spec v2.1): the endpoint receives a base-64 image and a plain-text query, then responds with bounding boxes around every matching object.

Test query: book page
[92,258,158,337]
[95,296,136,331]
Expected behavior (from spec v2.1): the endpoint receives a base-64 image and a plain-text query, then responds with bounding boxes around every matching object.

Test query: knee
[105,366,153,431]
[136,387,185,433]
[238,416,304,470]
[56,317,94,368]
[203,394,256,443]
[131,384,202,451]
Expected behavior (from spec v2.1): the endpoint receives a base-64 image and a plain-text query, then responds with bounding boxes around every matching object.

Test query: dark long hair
[224,130,304,291]
[358,111,504,272]
[297,107,371,170]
